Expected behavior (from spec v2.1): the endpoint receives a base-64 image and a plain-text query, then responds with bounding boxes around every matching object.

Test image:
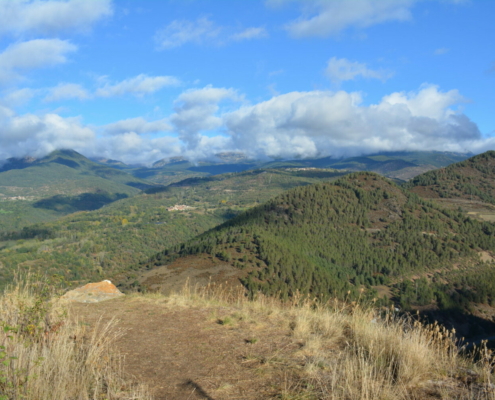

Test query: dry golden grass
[0,276,151,400]
[131,282,495,399]
[4,275,495,399]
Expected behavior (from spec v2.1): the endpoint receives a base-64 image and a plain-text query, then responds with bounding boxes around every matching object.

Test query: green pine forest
[146,172,495,314]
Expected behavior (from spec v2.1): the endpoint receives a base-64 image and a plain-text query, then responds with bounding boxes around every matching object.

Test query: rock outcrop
[62,280,124,303]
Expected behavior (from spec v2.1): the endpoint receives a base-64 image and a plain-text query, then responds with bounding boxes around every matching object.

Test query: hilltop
[70,286,495,400]
[4,275,495,400]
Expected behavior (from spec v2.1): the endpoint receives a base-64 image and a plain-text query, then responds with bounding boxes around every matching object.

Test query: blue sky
[0,0,494,165]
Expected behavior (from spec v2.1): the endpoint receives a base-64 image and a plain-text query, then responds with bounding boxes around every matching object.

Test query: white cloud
[170,85,240,152]
[1,88,36,107]
[0,39,76,83]
[0,107,95,160]
[44,83,90,102]
[379,84,465,120]
[155,17,268,49]
[231,27,268,41]
[0,107,180,165]
[326,57,393,83]
[0,0,113,36]
[104,117,172,135]
[155,17,222,49]
[1,84,491,166]
[270,0,416,37]
[224,85,486,159]
[94,133,181,165]
[95,74,180,97]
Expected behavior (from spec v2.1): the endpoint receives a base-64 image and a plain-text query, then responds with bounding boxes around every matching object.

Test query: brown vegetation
[0,276,151,400]
[73,282,495,399]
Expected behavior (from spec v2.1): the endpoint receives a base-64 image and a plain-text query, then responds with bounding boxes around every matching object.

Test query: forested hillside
[0,168,347,290]
[142,172,495,315]
[405,151,495,203]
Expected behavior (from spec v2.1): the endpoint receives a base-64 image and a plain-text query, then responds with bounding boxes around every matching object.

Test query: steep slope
[137,172,495,315]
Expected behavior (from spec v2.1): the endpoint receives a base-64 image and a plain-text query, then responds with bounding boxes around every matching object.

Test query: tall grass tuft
[139,281,495,399]
[0,274,151,400]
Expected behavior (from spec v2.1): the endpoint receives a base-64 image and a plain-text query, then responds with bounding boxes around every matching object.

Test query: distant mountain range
[2,148,470,182]
[0,148,474,230]
[89,150,472,185]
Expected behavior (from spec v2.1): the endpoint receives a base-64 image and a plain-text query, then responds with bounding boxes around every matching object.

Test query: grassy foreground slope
[0,276,151,399]
[71,283,495,399]
[140,172,495,315]
[4,276,495,400]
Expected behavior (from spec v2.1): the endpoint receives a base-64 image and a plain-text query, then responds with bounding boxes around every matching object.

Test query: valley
[2,149,495,343]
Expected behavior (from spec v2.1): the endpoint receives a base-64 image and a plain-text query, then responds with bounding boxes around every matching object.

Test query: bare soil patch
[71,297,303,400]
[139,255,255,295]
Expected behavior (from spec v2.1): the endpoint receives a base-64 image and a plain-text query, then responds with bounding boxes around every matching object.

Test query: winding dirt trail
[71,297,302,400]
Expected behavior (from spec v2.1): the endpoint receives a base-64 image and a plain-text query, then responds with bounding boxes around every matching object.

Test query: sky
[0,0,494,165]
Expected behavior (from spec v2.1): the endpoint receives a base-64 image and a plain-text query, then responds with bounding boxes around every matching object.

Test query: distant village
[0,195,33,201]
[167,204,194,211]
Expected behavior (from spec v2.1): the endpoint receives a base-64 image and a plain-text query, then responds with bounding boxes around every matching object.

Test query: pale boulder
[62,280,124,303]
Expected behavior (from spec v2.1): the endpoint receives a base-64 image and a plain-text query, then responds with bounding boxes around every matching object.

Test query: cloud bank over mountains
[0,0,492,165]
[0,84,491,165]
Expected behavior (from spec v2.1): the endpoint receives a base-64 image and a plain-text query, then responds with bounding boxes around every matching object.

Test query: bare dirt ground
[138,255,250,295]
[71,297,304,400]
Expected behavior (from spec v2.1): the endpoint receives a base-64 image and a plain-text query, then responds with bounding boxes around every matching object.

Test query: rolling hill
[404,150,495,222]
[0,149,158,230]
[0,167,349,291]
[132,172,495,332]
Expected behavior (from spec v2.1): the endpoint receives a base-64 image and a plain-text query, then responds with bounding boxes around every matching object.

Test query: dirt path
[71,297,302,400]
